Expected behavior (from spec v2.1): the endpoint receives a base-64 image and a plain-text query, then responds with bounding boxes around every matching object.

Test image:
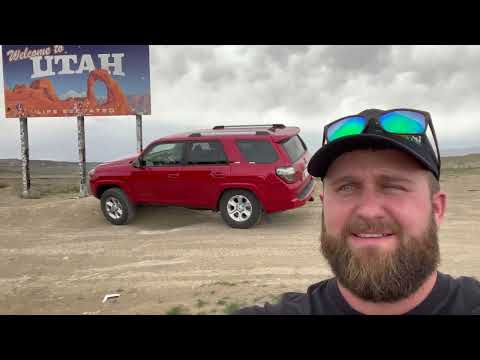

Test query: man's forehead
[325,148,425,180]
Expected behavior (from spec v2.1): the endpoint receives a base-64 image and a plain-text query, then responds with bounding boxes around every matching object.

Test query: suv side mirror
[132,158,145,168]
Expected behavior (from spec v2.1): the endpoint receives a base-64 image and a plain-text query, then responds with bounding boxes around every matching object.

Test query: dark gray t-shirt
[233,272,480,315]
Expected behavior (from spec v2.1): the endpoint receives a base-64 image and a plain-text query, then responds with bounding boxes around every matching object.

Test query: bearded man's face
[320,149,445,302]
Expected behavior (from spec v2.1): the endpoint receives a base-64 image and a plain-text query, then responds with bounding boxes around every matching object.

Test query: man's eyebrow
[327,174,415,186]
[328,176,359,186]
[377,174,415,184]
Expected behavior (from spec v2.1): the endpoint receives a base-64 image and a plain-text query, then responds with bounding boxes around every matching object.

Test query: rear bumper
[289,178,315,208]
[297,178,315,201]
[265,178,316,213]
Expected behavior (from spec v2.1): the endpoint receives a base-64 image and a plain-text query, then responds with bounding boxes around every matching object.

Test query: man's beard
[320,212,440,303]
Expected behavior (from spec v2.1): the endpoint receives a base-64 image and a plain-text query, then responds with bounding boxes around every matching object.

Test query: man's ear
[318,180,325,203]
[432,191,447,227]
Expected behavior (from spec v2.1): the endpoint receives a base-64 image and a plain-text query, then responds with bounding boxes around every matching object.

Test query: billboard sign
[2,45,151,118]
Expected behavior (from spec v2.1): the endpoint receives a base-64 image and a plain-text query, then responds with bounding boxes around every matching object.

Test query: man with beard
[234,108,480,315]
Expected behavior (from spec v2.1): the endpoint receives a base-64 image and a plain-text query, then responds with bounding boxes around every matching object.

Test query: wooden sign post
[136,113,143,153]
[19,117,31,198]
[77,115,87,197]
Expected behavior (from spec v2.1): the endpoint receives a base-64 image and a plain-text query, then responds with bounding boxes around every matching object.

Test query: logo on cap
[398,134,422,145]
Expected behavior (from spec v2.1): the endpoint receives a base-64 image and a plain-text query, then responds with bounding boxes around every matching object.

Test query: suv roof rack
[212,124,286,131]
[189,130,270,137]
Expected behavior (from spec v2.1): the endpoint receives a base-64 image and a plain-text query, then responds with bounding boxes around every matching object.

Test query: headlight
[88,168,96,177]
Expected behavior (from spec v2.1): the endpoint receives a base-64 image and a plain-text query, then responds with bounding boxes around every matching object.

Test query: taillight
[276,166,297,183]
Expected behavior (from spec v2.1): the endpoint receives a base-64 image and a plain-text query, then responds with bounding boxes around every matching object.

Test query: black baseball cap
[307,109,441,180]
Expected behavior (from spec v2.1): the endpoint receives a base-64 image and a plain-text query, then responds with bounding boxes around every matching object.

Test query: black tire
[219,189,262,229]
[100,188,136,225]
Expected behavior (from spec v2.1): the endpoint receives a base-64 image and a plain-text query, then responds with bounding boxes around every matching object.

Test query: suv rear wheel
[220,189,262,229]
[100,188,136,225]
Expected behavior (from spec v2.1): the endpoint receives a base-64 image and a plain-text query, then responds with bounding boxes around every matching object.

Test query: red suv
[88,124,315,228]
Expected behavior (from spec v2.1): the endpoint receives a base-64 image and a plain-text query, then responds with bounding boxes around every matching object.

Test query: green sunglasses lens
[379,110,426,134]
[327,116,366,142]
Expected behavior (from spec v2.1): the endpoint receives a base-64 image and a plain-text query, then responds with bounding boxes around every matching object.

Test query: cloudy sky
[1,45,480,162]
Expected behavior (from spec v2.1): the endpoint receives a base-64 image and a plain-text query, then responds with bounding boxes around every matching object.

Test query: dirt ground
[1,168,480,315]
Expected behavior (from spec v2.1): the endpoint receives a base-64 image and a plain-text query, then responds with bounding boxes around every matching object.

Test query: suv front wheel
[100,188,136,225]
[220,189,262,229]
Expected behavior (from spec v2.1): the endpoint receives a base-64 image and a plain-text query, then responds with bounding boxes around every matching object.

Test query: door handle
[210,172,225,178]
[168,173,180,178]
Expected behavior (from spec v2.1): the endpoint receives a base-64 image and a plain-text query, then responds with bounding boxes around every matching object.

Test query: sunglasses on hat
[322,108,441,169]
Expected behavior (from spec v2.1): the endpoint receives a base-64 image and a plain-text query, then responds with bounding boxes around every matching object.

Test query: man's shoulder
[442,272,480,314]
[232,278,332,315]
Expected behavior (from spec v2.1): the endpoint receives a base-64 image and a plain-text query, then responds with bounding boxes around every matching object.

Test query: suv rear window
[281,135,307,163]
[236,140,278,164]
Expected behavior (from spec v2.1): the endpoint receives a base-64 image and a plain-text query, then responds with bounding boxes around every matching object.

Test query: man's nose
[354,188,386,220]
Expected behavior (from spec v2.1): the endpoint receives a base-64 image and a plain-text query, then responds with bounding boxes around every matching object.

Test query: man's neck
[337,271,438,315]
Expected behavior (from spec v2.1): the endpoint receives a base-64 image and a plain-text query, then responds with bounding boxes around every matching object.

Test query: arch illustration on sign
[86,69,132,114]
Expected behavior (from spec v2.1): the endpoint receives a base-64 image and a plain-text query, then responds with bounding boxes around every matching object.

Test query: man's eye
[384,184,405,191]
[338,184,354,193]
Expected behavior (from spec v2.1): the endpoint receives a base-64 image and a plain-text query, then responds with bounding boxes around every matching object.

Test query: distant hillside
[0,154,479,175]
[441,154,480,169]
[442,146,480,156]
[0,159,100,176]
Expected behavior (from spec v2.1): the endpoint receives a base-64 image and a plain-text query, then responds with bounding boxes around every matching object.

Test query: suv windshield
[281,135,307,163]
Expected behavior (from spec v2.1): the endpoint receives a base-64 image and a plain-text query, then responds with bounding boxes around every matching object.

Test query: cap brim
[307,133,438,179]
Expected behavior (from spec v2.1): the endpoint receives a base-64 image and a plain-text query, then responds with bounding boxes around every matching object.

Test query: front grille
[297,178,315,200]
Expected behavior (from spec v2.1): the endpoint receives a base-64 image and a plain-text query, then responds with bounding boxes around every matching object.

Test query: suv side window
[236,140,278,164]
[186,141,228,165]
[143,142,185,166]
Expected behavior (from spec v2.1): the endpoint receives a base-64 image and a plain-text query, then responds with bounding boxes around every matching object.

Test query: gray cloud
[263,45,310,68]
[151,45,218,84]
[201,63,236,85]
[321,45,393,73]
